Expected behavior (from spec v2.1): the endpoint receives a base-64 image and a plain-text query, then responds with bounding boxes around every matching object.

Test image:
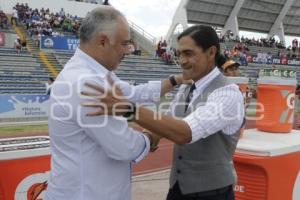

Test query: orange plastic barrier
[234,129,300,200]
[0,136,50,200]
[256,78,297,133]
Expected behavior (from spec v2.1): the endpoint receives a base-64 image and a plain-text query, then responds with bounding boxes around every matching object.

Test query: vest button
[178,155,182,160]
[176,169,181,174]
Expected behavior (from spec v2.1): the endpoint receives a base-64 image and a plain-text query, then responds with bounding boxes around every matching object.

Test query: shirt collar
[193,67,220,94]
[74,48,109,75]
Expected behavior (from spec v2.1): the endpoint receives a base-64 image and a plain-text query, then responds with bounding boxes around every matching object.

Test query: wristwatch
[169,75,178,86]
[122,102,136,120]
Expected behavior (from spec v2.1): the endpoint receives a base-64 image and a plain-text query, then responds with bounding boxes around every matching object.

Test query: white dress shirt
[45,48,161,200]
[168,67,244,143]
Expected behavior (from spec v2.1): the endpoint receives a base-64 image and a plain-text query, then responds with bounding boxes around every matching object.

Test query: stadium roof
[184,0,300,37]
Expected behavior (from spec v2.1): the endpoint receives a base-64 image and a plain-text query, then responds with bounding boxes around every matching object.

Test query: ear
[208,46,217,60]
[97,33,109,47]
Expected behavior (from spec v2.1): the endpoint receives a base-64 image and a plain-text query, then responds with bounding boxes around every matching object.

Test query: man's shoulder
[209,84,243,99]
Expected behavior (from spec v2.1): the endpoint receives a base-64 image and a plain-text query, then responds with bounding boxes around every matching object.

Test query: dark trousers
[166,182,235,200]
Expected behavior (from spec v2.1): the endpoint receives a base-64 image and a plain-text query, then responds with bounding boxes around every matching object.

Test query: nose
[178,56,188,65]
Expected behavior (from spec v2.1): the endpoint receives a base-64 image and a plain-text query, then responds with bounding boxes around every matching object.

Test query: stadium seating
[54,51,181,84]
[0,47,49,94]
[1,45,299,94]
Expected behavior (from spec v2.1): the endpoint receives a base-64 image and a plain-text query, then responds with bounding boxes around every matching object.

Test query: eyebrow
[123,40,131,44]
[177,49,193,54]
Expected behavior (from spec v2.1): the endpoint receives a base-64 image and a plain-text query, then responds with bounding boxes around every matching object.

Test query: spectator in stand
[217,55,241,77]
[133,42,141,56]
[45,77,55,95]
[11,6,19,25]
[160,39,167,55]
[156,40,161,57]
[0,10,8,29]
[223,47,230,59]
[230,45,240,61]
[14,36,21,53]
[239,51,248,66]
[257,50,263,64]
[128,40,135,55]
[262,52,268,64]
[162,46,174,65]
[267,52,273,64]
[292,39,298,53]
[59,8,65,17]
[21,39,27,51]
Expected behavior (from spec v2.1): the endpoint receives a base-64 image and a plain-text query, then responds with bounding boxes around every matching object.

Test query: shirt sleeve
[117,80,161,103]
[74,78,150,163]
[183,85,245,143]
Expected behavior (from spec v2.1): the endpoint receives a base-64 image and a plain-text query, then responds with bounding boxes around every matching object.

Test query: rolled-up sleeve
[183,85,245,143]
[133,134,150,163]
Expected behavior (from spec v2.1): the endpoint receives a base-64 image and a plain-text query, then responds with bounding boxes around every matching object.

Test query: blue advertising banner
[0,95,49,119]
[40,36,79,51]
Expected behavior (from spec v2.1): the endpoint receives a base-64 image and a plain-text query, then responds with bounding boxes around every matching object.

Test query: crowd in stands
[223,42,249,66]
[155,36,299,67]
[220,31,300,56]
[219,31,286,49]
[12,3,81,46]
[4,3,300,65]
[69,0,104,4]
[220,31,300,64]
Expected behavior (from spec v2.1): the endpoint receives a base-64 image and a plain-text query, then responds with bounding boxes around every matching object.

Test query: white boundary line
[0,121,48,127]
[133,168,170,178]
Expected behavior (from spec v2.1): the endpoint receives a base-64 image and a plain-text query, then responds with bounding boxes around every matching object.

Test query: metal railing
[128,20,156,44]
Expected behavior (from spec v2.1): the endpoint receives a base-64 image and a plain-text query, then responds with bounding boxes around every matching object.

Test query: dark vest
[170,73,240,194]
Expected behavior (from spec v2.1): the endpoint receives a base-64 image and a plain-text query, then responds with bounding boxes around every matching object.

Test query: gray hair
[79,6,124,43]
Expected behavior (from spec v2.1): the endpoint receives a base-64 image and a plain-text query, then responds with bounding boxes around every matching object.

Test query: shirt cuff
[148,81,161,102]
[132,134,150,163]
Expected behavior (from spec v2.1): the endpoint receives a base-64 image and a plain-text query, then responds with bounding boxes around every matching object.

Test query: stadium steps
[44,52,63,72]
[18,25,60,78]
[26,39,39,53]
[38,51,58,77]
